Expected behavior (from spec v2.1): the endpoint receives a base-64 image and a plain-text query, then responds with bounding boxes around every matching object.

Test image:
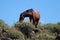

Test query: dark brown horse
[19,9,40,28]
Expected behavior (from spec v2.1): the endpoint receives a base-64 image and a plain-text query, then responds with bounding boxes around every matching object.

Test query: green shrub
[0,19,60,40]
[32,33,55,40]
[35,22,44,30]
[14,22,35,39]
[57,22,60,25]
[43,24,56,32]
[0,20,25,40]
[6,27,25,40]
[53,25,60,33]
[15,22,35,29]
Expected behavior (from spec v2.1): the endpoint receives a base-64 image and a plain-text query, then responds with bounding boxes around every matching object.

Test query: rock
[1,38,10,40]
[55,32,60,40]
[55,36,60,40]
[33,28,40,34]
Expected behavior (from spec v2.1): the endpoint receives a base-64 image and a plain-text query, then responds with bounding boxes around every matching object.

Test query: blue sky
[0,0,60,25]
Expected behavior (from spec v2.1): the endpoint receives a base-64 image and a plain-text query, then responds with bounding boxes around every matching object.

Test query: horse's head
[19,9,34,22]
[19,13,24,22]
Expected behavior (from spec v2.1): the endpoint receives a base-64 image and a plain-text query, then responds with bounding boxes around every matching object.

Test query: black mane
[26,9,33,12]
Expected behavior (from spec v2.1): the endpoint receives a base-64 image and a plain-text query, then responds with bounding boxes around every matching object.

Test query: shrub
[6,27,25,40]
[14,22,35,39]
[0,20,25,40]
[32,33,55,40]
[43,24,56,32]
[15,22,35,29]
[53,25,60,33]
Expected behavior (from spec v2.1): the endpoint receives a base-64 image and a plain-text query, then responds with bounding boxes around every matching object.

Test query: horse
[19,9,40,28]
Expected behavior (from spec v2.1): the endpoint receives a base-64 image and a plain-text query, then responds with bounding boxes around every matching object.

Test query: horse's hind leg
[33,21,37,28]
[32,19,37,28]
[35,20,39,28]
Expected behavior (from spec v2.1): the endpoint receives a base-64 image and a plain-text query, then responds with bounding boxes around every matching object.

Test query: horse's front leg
[29,18,33,23]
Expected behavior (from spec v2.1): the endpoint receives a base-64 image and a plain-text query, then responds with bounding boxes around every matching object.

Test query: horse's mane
[26,8,33,12]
